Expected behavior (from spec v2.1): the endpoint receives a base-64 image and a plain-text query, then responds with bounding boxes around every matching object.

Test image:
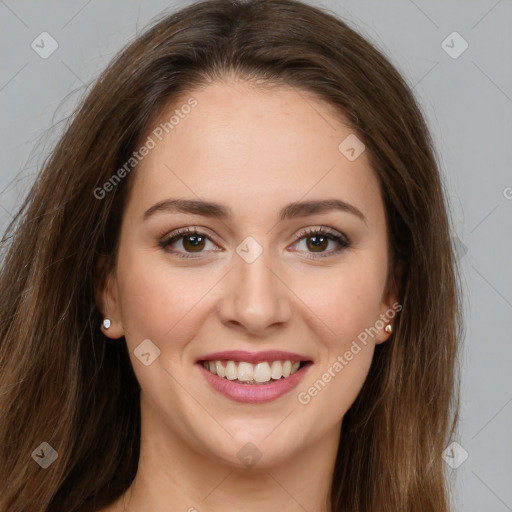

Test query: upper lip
[196,350,313,364]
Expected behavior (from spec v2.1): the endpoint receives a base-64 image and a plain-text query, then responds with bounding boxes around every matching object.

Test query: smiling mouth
[200,359,311,385]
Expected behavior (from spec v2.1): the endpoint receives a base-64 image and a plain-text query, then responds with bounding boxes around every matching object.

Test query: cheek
[294,258,387,348]
[295,268,382,426]
[300,255,387,418]
[296,317,376,434]
[115,248,216,351]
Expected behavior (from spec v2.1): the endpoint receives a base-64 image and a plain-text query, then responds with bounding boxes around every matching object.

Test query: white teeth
[225,360,238,380]
[254,362,272,383]
[203,359,304,383]
[282,360,292,378]
[237,362,254,382]
[215,360,225,378]
[271,361,282,379]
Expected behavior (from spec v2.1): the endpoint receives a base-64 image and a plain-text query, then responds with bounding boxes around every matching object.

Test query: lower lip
[197,362,312,404]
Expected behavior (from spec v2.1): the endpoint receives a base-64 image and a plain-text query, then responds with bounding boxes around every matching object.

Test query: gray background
[1,1,511,510]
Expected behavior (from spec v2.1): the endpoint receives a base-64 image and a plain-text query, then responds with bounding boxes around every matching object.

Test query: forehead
[128,80,383,224]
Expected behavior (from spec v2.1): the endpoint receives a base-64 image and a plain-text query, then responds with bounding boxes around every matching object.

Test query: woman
[0,0,460,510]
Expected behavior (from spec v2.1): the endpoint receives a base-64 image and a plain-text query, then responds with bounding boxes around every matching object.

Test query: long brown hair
[0,1,460,510]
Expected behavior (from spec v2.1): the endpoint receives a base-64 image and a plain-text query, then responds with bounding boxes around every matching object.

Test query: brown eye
[182,234,206,252]
[306,235,329,252]
[159,228,218,258]
[291,228,350,258]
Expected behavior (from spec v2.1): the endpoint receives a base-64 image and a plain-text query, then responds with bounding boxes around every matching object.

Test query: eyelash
[159,226,350,260]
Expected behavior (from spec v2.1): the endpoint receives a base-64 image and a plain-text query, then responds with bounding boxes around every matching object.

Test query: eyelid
[288,226,350,259]
[294,225,349,243]
[159,226,221,259]
[159,225,350,258]
[160,226,217,242]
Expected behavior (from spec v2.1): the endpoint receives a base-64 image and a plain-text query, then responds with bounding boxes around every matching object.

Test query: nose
[216,248,293,337]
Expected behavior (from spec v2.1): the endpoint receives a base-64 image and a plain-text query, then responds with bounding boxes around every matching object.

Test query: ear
[95,256,125,339]
[375,262,402,345]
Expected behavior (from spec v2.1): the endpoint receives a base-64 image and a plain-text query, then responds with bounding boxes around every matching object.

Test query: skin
[98,78,397,512]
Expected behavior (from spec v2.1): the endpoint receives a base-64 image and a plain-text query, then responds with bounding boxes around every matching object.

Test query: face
[101,79,397,469]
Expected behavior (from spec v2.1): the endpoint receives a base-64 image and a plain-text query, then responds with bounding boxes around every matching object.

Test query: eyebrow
[143,198,366,224]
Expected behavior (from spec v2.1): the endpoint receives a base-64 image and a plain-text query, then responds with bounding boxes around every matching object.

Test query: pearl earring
[385,324,392,334]
[103,319,111,329]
